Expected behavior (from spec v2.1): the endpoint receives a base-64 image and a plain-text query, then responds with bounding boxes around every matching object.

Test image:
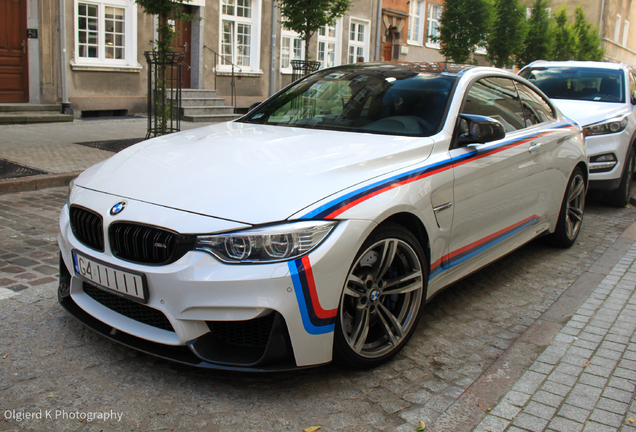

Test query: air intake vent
[207,313,276,348]
[69,206,104,252]
[109,222,195,265]
[83,282,174,332]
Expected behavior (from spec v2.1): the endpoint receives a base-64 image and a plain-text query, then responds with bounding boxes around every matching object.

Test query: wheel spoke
[377,303,405,344]
[382,270,423,295]
[347,274,366,289]
[568,206,583,222]
[350,307,370,353]
[568,179,584,202]
[374,240,397,280]
[343,286,363,298]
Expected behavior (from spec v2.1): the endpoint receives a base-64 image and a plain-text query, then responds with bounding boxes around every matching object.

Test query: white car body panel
[76,123,435,224]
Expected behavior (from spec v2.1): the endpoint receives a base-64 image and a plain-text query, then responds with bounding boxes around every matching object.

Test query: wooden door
[383,42,392,62]
[0,0,28,102]
[170,5,192,89]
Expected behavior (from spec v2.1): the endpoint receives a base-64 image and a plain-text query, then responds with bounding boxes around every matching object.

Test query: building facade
[1,0,459,116]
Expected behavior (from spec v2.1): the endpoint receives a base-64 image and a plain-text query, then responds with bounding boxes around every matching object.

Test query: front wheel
[548,167,585,248]
[333,224,427,369]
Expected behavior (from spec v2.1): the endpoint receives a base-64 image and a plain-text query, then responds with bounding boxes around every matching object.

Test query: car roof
[524,60,627,71]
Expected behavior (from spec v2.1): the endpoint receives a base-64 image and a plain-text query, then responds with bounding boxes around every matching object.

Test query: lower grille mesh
[207,313,276,347]
[83,282,174,332]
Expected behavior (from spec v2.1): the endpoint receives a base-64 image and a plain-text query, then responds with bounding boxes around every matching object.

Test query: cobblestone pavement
[0,187,635,432]
[476,243,636,432]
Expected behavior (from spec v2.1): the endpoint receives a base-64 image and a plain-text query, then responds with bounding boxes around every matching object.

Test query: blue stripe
[288,261,335,335]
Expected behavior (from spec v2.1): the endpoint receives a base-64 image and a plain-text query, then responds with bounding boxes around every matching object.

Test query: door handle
[184,42,188,53]
[528,142,543,153]
[21,40,26,54]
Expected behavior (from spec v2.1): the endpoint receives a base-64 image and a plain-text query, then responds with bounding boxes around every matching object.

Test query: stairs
[0,104,74,125]
[180,89,242,123]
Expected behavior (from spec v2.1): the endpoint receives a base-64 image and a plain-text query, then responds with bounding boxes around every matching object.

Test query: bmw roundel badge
[110,201,127,216]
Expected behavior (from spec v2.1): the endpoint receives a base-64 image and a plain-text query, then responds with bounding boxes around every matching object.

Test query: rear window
[520,67,625,103]
[241,67,457,137]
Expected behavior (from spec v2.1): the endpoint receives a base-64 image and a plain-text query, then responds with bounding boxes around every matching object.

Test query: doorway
[0,0,29,102]
[170,5,192,89]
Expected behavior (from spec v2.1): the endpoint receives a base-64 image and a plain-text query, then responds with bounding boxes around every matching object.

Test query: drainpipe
[59,0,71,114]
[375,0,383,61]
[269,1,277,96]
[598,0,605,37]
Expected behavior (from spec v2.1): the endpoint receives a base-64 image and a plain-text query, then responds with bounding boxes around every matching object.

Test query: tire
[548,167,586,248]
[609,147,635,208]
[333,223,428,369]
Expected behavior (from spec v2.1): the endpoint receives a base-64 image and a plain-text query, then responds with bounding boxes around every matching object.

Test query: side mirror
[456,114,506,145]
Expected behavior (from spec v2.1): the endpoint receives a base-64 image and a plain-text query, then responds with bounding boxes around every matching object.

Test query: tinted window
[520,67,625,103]
[241,66,457,137]
[515,82,556,126]
[461,77,525,132]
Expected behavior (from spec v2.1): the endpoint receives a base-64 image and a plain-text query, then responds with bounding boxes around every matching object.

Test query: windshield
[520,66,624,103]
[241,65,457,136]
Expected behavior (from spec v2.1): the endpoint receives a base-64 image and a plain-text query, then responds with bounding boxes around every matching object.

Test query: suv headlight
[195,221,338,263]
[583,114,629,137]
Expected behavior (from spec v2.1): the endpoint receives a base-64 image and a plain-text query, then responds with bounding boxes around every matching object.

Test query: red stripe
[430,215,539,270]
[301,256,337,319]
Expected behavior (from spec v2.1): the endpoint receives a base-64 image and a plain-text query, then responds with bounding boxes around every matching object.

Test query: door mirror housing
[456,114,506,146]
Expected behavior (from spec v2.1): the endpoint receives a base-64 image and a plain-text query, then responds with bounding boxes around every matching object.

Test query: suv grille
[109,222,196,265]
[83,282,174,332]
[70,206,104,252]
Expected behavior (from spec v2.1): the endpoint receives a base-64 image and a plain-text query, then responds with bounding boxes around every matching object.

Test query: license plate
[72,250,148,303]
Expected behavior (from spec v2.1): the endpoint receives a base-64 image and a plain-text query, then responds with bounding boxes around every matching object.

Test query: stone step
[180,89,219,99]
[0,111,74,125]
[181,106,237,116]
[0,103,64,112]
[178,98,227,107]
[181,113,242,123]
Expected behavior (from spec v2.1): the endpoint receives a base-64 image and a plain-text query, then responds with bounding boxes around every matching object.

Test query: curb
[0,172,80,195]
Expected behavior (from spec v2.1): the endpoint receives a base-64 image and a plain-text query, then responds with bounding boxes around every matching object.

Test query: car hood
[551,99,629,127]
[76,122,435,225]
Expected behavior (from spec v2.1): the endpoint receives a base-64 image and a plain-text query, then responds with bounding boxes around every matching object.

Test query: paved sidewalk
[0,118,209,193]
[474,238,636,432]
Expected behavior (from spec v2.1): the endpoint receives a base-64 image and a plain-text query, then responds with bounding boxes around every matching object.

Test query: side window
[516,83,556,126]
[461,77,525,132]
[629,71,636,101]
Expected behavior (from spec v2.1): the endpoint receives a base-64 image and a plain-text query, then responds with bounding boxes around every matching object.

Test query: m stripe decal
[288,256,337,335]
[429,215,540,280]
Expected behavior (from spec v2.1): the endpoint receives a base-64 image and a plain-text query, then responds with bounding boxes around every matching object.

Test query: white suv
[520,61,636,206]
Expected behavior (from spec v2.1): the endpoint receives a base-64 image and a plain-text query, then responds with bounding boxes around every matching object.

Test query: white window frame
[280,26,304,74]
[316,18,342,69]
[407,0,424,45]
[348,18,370,63]
[426,2,441,49]
[615,14,622,43]
[219,0,262,73]
[622,20,629,46]
[73,0,137,68]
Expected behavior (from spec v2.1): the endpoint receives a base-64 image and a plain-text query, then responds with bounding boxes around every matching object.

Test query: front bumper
[58,191,370,370]
[586,132,631,189]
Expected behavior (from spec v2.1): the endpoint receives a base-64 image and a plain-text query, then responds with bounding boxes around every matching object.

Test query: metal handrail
[203,45,242,110]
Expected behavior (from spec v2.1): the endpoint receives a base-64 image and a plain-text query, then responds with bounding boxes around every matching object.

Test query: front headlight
[195,221,338,263]
[583,114,629,137]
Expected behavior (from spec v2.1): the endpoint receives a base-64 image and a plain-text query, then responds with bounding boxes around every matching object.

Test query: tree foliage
[573,6,604,61]
[517,0,552,67]
[438,0,492,64]
[551,6,577,60]
[486,0,525,68]
[278,0,350,61]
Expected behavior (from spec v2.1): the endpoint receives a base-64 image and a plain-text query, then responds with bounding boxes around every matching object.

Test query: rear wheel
[548,167,585,248]
[333,224,427,369]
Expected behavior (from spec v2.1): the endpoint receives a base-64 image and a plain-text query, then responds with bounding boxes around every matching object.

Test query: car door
[443,76,549,282]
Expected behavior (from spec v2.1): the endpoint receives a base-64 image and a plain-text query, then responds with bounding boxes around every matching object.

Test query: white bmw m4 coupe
[58,63,587,371]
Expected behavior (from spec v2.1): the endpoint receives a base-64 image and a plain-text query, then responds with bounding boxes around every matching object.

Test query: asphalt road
[0,187,635,431]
